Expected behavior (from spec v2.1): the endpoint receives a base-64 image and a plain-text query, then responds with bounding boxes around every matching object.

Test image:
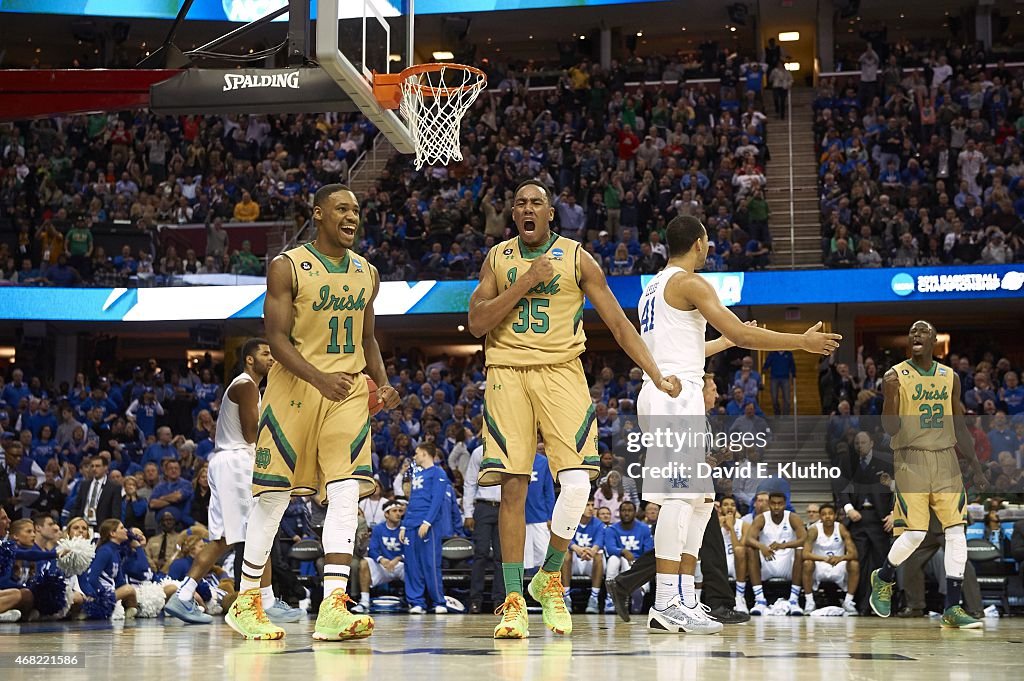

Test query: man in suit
[1,439,30,519]
[838,431,893,613]
[70,453,122,530]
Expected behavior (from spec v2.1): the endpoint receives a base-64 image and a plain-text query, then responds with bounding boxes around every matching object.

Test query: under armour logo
[290,400,302,409]
[492,384,502,390]
[622,536,641,552]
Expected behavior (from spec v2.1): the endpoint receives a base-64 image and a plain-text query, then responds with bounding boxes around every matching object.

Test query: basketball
[366,375,384,415]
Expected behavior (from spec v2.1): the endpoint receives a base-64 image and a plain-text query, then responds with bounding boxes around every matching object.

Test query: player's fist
[801,321,842,355]
[526,255,554,285]
[317,371,355,402]
[657,375,682,398]
[379,383,401,410]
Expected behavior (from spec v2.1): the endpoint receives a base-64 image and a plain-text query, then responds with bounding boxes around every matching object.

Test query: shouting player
[468,179,681,639]
[869,320,987,629]
[163,338,303,624]
[225,184,400,640]
[636,215,839,634]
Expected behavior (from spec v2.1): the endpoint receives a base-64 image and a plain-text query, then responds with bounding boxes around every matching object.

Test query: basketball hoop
[373,64,487,169]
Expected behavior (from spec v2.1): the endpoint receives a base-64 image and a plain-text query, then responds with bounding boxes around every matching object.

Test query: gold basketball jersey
[485,234,586,367]
[890,359,956,451]
[279,242,373,375]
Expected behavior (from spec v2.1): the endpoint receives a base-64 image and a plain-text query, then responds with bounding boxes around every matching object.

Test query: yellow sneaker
[493,593,529,639]
[527,570,572,635]
[313,589,375,641]
[225,589,286,640]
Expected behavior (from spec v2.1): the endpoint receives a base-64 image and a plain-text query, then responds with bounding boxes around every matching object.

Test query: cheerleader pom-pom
[136,583,170,619]
[83,589,117,620]
[0,540,14,578]
[56,537,96,577]
[28,570,68,617]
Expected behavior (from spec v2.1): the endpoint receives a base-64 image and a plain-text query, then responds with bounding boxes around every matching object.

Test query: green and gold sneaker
[940,605,984,629]
[868,569,894,618]
[225,589,286,640]
[493,593,529,639]
[313,590,374,641]
[527,570,572,635]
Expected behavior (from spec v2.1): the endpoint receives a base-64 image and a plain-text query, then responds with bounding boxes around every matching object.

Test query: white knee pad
[682,501,714,558]
[887,530,928,565]
[943,525,967,580]
[323,479,360,555]
[654,500,692,560]
[550,469,592,540]
[242,491,290,566]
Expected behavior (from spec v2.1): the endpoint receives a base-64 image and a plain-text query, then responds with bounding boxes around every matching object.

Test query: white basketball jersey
[812,521,843,557]
[760,511,796,558]
[637,266,706,384]
[722,517,745,553]
[213,372,258,454]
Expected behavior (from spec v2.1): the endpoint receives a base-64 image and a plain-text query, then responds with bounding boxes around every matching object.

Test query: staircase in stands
[764,87,822,270]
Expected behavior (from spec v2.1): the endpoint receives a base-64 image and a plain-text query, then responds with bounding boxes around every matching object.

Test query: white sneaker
[804,599,817,615]
[750,601,768,616]
[788,601,804,616]
[842,599,858,615]
[350,602,368,614]
[648,597,723,635]
[125,607,138,621]
[585,595,600,614]
[0,609,21,622]
[433,606,448,614]
[408,606,427,614]
[112,603,126,620]
[734,595,748,613]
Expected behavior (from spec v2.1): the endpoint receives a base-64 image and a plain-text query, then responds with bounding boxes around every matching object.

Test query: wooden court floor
[1,615,1021,680]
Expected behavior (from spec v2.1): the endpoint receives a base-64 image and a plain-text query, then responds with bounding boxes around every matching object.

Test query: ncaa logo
[301,261,312,271]
[551,247,564,260]
[891,273,915,297]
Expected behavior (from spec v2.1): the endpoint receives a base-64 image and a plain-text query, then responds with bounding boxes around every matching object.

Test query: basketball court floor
[2,615,1020,680]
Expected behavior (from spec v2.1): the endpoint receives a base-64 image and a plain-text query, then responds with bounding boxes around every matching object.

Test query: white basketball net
[399,65,487,169]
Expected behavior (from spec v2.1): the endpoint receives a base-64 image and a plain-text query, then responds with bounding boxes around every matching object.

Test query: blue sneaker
[164,595,214,625]
[265,600,305,623]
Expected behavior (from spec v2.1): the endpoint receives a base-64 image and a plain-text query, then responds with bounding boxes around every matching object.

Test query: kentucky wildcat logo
[223,72,301,91]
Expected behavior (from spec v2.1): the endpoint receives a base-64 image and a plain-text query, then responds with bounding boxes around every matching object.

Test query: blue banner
[0,265,1020,322]
[0,0,659,20]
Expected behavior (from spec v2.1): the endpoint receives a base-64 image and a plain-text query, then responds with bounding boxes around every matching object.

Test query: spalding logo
[223,72,300,92]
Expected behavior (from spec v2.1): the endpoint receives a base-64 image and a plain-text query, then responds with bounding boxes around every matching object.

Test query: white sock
[261,586,276,609]
[240,565,264,593]
[655,573,677,610]
[360,592,370,606]
[790,584,802,603]
[680,575,697,608]
[753,584,765,603]
[805,594,816,608]
[844,593,855,605]
[590,587,600,598]
[736,581,747,598]
[563,586,571,596]
[324,564,351,596]
[177,577,197,603]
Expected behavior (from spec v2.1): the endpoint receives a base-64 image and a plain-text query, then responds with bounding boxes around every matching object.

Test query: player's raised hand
[801,321,842,355]
[317,371,356,402]
[526,255,555,285]
[657,375,682,398]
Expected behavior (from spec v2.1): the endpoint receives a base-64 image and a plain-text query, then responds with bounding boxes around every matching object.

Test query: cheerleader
[81,519,137,619]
